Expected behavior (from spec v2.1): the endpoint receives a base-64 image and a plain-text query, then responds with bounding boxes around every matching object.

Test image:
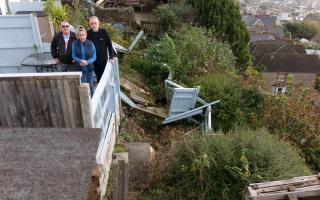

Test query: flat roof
[0,128,100,200]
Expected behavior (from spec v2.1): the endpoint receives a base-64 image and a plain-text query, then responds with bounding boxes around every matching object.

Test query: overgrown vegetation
[67,0,88,28]
[115,1,320,199]
[196,73,264,132]
[154,1,194,33]
[122,25,236,98]
[142,128,311,200]
[263,87,320,171]
[284,21,320,39]
[187,0,252,70]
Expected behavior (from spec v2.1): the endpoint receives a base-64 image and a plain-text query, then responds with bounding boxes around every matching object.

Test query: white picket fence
[91,58,121,199]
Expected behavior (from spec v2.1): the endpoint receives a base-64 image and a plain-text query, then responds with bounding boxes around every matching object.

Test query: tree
[305,13,320,22]
[284,21,320,39]
[187,0,252,71]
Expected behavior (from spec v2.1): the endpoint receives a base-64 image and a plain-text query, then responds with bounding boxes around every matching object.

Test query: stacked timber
[245,174,320,200]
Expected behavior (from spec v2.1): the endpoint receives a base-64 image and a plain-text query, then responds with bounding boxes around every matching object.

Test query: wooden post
[79,83,94,128]
[112,153,129,200]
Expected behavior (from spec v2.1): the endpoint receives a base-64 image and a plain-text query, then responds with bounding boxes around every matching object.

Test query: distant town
[240,0,320,21]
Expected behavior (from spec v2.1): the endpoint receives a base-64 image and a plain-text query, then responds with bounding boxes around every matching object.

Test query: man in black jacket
[87,16,114,82]
[50,21,77,71]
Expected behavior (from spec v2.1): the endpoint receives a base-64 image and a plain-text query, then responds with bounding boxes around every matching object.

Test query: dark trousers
[94,62,107,83]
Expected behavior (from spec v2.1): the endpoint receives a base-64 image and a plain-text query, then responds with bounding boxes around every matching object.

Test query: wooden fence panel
[140,20,161,34]
[0,72,84,128]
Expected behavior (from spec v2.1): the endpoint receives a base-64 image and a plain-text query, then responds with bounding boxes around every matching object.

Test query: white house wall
[9,1,43,14]
[0,15,42,72]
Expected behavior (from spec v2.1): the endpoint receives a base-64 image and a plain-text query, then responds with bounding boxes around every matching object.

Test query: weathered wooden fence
[96,7,134,27]
[140,0,159,12]
[140,20,161,34]
[0,72,85,127]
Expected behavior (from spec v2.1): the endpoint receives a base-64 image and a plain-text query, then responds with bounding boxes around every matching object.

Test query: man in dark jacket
[51,21,77,71]
[87,16,114,82]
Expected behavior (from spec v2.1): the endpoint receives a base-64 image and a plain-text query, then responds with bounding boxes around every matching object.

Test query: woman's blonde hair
[76,26,87,38]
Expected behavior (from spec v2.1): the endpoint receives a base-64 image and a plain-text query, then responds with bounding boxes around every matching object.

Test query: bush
[187,0,252,70]
[122,26,236,98]
[197,73,264,132]
[67,0,88,29]
[154,1,194,33]
[284,21,320,39]
[121,34,179,98]
[263,87,320,170]
[44,0,69,31]
[143,128,311,200]
[172,25,236,82]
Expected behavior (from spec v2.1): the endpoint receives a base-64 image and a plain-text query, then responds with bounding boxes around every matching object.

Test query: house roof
[0,128,100,200]
[243,15,258,26]
[249,32,275,43]
[263,25,284,38]
[251,42,306,65]
[244,14,278,26]
[250,40,292,48]
[257,53,320,73]
[248,25,284,39]
[15,11,47,17]
[257,15,278,26]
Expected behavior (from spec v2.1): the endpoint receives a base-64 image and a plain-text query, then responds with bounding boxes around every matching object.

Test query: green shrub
[121,26,236,99]
[263,87,320,171]
[67,0,88,29]
[143,128,311,200]
[121,34,179,98]
[172,25,236,83]
[197,73,264,132]
[154,1,194,33]
[44,0,69,31]
[284,21,320,40]
[187,0,252,70]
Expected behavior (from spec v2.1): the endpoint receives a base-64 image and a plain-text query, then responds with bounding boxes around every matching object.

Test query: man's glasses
[61,25,69,28]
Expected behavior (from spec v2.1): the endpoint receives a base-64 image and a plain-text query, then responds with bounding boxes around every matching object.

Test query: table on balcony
[21,52,58,72]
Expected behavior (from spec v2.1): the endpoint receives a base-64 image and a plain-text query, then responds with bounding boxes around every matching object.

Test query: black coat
[87,28,114,65]
[50,32,77,64]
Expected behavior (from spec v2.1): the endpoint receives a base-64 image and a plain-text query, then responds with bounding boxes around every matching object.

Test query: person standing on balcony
[51,21,77,71]
[87,16,114,83]
[72,27,97,97]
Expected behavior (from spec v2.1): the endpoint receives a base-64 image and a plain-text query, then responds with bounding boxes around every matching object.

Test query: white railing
[91,58,121,164]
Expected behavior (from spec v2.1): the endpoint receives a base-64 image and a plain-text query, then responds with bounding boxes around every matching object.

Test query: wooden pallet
[245,174,320,200]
